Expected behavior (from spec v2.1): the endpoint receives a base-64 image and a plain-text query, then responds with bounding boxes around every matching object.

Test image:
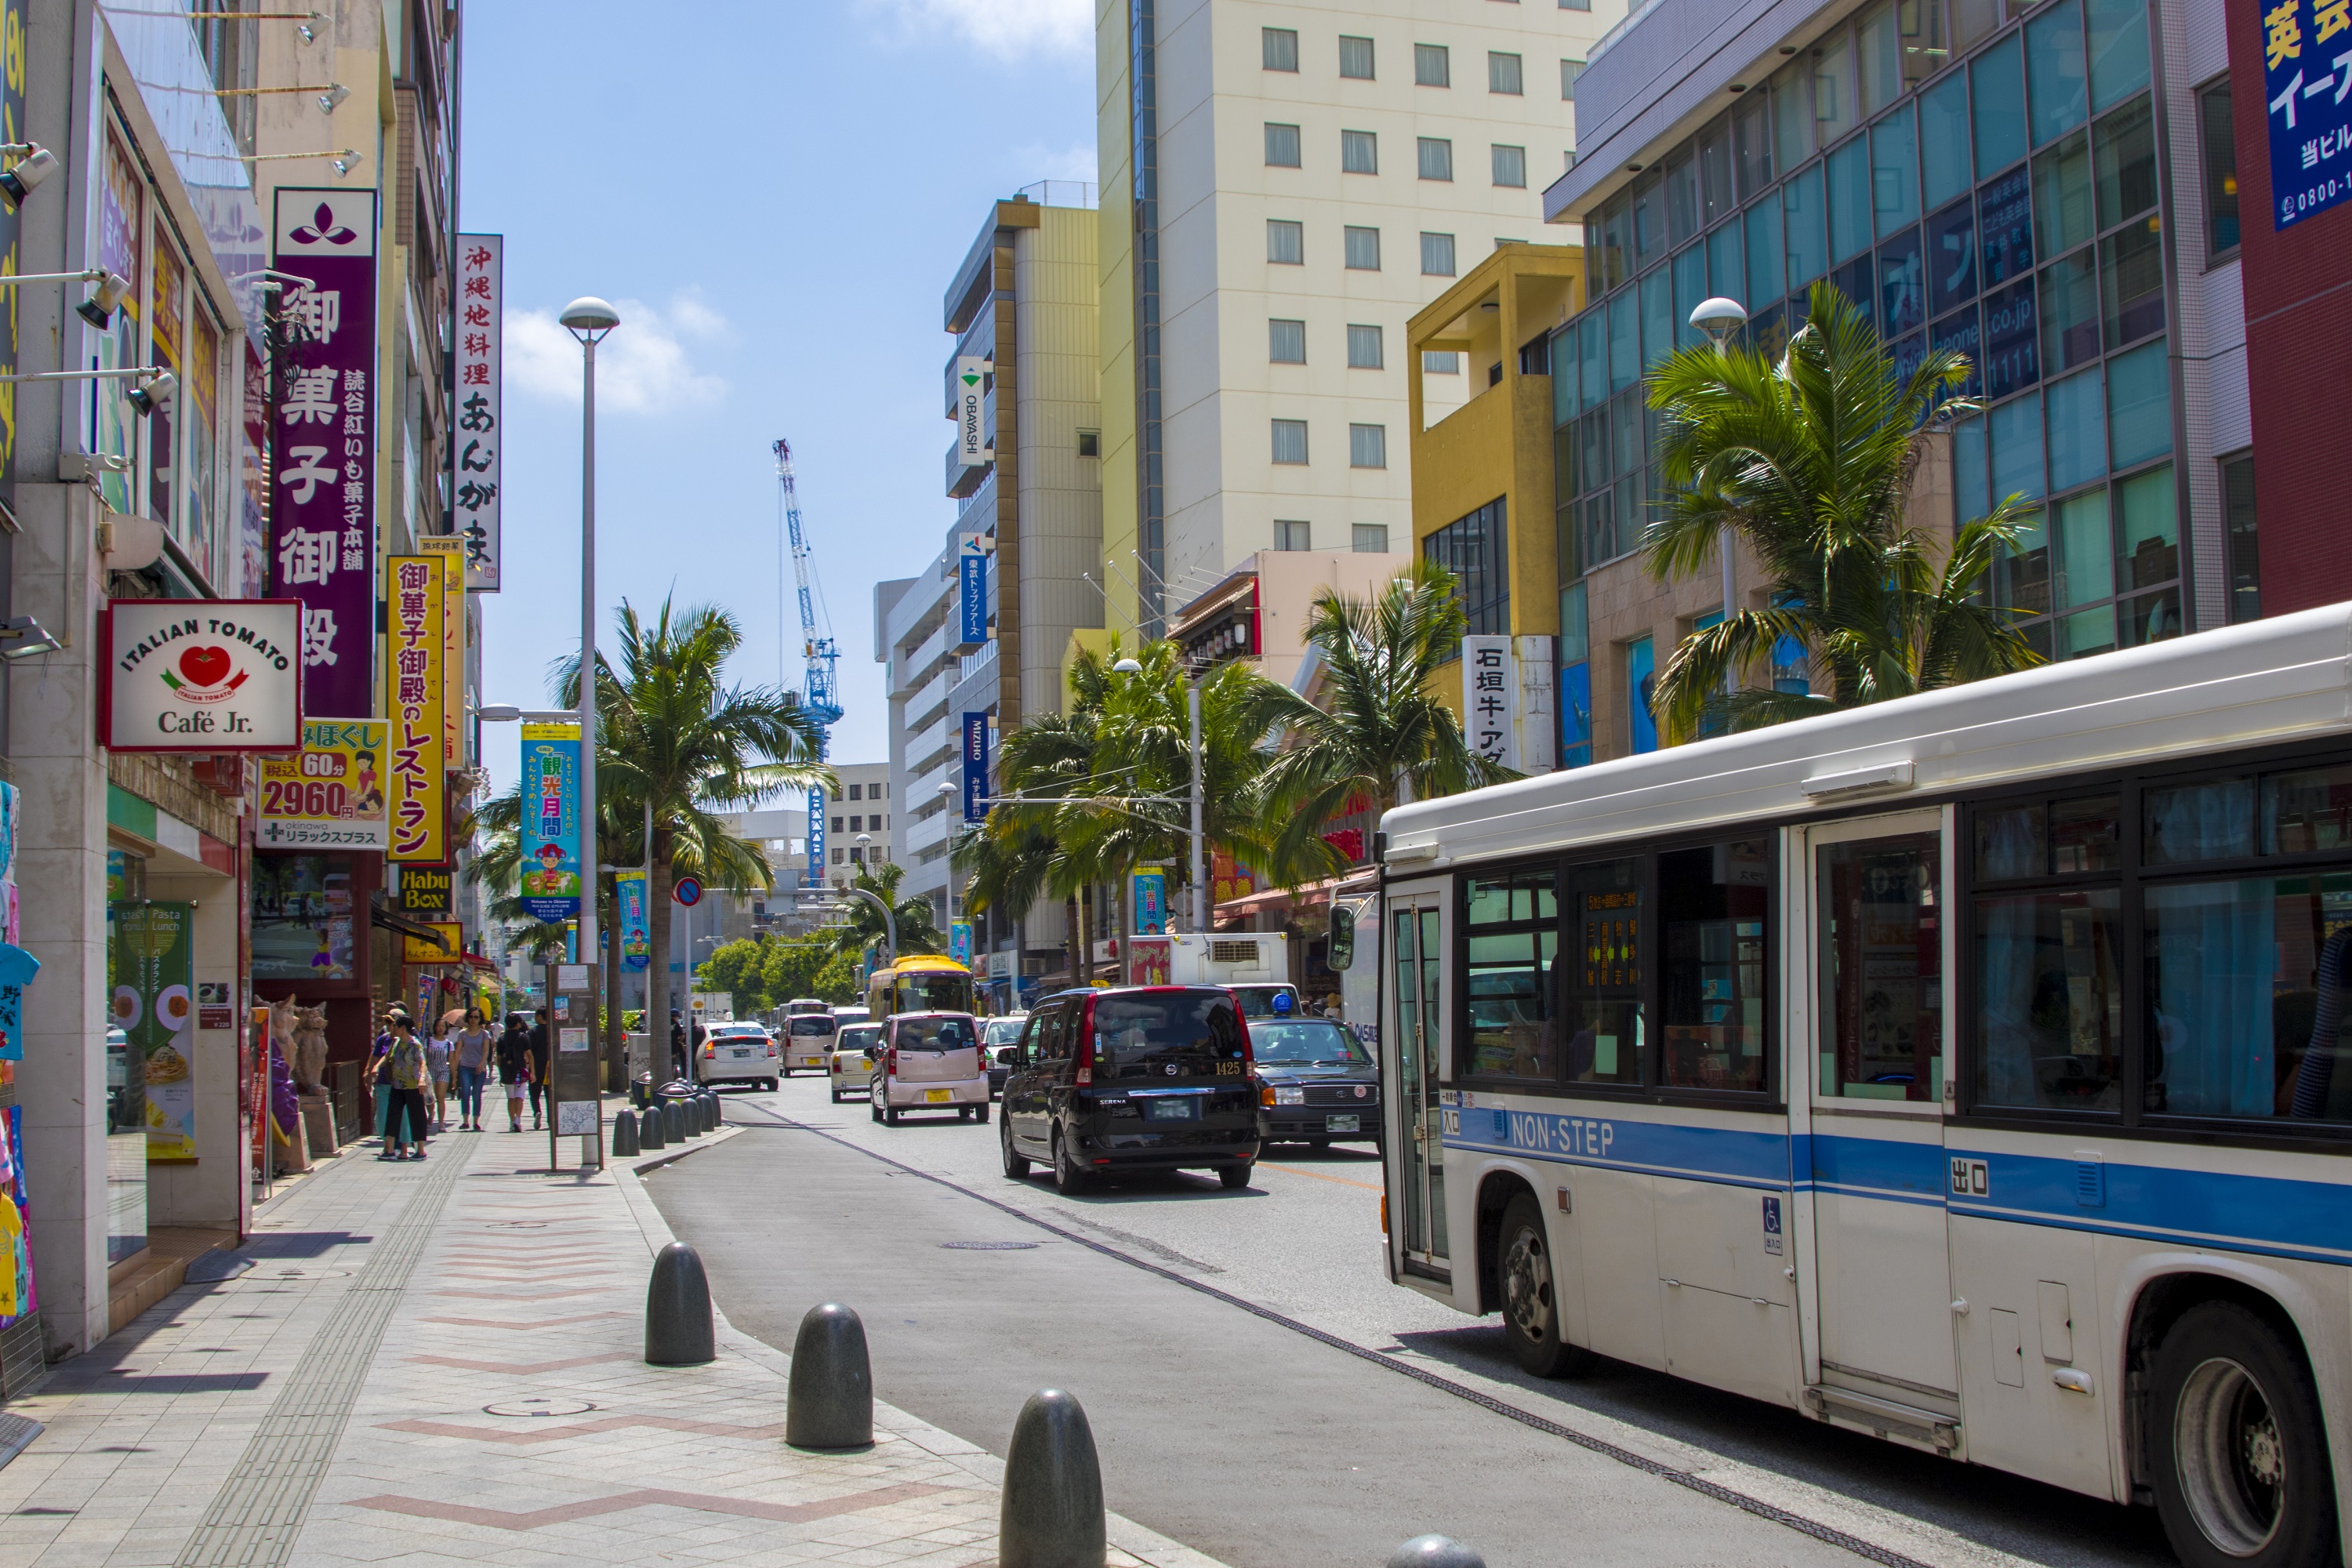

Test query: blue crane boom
[775,438,840,891]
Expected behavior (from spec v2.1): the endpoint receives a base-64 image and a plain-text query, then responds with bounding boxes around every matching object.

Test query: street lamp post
[1691,296,1750,703]
[936,779,958,955]
[558,297,619,959]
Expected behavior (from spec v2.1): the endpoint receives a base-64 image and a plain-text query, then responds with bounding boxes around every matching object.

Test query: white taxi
[829,1022,882,1103]
[697,1021,779,1090]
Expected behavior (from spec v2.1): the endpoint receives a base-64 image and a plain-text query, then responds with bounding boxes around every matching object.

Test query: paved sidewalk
[0,1112,1228,1568]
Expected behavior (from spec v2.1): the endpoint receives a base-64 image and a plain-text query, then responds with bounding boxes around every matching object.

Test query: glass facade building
[1550,0,2189,753]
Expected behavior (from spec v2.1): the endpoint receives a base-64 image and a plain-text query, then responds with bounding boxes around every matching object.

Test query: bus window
[1564,858,1643,1085]
[1973,887,2123,1110]
[2145,871,2352,1120]
[1819,833,1942,1101]
[1659,841,1769,1091]
[1465,867,1559,1080]
[895,970,973,1014]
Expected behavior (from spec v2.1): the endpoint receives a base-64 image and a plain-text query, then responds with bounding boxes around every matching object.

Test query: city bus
[863,954,977,1025]
[1377,602,2352,1568]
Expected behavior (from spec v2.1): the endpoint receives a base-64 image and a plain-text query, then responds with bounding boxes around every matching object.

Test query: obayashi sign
[105,601,303,751]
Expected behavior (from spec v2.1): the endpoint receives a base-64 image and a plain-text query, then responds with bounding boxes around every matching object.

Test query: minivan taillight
[885,1045,898,1076]
[1075,996,1098,1086]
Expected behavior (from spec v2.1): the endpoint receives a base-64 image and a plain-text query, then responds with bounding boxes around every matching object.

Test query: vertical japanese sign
[270,189,379,717]
[954,356,990,464]
[1131,871,1166,935]
[384,557,445,862]
[114,902,197,1163]
[956,532,989,649]
[520,722,583,923]
[961,712,992,822]
[418,535,466,764]
[1461,635,1518,771]
[452,234,503,588]
[1512,636,1556,778]
[2262,0,2352,227]
[615,869,649,971]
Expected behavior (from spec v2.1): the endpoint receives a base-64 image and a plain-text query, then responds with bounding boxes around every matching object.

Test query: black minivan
[1000,986,1261,1192]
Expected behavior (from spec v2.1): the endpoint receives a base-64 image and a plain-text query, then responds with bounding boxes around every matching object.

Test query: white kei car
[779,1011,838,1076]
[829,1022,884,1103]
[696,1021,779,1090]
[869,1012,989,1126]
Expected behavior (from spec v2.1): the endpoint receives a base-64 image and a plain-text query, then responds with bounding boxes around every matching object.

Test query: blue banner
[616,870,649,971]
[949,920,973,966]
[519,722,582,924]
[2262,0,2352,229]
[962,712,991,822]
[1131,872,1166,935]
[957,535,989,649]
[805,781,826,890]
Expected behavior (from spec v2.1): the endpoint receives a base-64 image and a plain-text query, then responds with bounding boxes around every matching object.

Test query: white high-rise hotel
[1097,0,1625,633]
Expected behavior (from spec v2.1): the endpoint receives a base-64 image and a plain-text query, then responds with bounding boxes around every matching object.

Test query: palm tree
[822,859,944,967]
[1641,281,2042,743]
[1254,559,1511,879]
[555,597,829,1066]
[989,677,1109,983]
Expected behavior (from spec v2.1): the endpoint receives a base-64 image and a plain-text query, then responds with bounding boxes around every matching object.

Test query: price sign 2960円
[259,722,390,849]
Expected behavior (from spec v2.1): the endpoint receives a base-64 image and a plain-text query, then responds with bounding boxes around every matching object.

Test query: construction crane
[774,438,840,891]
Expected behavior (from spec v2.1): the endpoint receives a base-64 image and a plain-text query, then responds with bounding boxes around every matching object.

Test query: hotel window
[1265,122,1301,168]
[1340,34,1374,79]
[1421,231,1457,275]
[1562,58,1584,100]
[1423,350,1461,373]
[1418,137,1454,180]
[1347,324,1385,368]
[1353,523,1390,553]
[1415,43,1450,86]
[1493,145,1527,187]
[1077,429,1100,457]
[849,784,862,799]
[1269,318,1307,364]
[1561,0,1591,11]
[1489,52,1523,94]
[1276,520,1312,551]
[1345,225,1381,270]
[1342,129,1378,174]
[1263,27,1298,71]
[1272,419,1309,464]
[1350,423,1388,468]
[1268,219,1304,263]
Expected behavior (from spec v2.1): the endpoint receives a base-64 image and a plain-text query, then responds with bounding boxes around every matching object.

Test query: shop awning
[369,898,457,956]
[1214,869,1377,922]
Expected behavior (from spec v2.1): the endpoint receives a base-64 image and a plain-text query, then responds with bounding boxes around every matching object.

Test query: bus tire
[2150,1300,2339,1568]
[1497,1192,1590,1380]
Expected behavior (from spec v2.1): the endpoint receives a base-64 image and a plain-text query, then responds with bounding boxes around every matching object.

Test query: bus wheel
[2151,1301,2339,1568]
[1497,1193,1589,1380]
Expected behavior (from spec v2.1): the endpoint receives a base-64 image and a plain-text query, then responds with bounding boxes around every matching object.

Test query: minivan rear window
[1091,991,1247,1077]
[788,1016,834,1036]
[895,1016,978,1050]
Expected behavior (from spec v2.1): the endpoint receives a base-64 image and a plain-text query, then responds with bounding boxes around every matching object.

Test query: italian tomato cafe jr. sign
[103,601,305,748]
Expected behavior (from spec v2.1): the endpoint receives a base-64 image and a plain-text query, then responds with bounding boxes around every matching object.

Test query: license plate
[925,1088,952,1104]
[1326,1114,1360,1133]
[1145,1098,1198,1123]
[730,1048,751,1058]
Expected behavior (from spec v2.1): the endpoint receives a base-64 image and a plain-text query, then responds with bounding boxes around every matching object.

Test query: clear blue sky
[463,0,1094,797]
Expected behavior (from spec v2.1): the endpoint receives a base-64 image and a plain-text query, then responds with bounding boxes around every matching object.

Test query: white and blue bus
[1378,602,2352,1568]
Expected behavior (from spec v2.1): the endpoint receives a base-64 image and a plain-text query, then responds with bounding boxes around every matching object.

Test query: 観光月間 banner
[520,722,582,923]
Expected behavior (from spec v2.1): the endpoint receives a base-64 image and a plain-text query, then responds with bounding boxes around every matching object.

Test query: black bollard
[612,1109,641,1157]
[706,1091,723,1127]
[785,1303,873,1449]
[644,1241,714,1365]
[639,1101,667,1149]
[662,1100,687,1142]
[998,1388,1105,1568]
[681,1096,702,1138]
[1386,1537,1486,1568]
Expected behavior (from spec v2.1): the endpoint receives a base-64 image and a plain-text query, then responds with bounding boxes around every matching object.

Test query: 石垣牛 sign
[104,600,303,751]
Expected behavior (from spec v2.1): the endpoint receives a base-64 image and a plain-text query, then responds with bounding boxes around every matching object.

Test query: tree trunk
[646,845,674,1073]
[1065,892,1081,985]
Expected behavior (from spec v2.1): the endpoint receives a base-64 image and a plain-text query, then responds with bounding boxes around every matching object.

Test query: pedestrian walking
[382,1013,432,1160]
[450,1007,495,1131]
[670,1013,688,1081]
[366,1009,403,1148]
[425,1020,453,1132]
[496,1012,532,1132]
[526,1009,553,1130]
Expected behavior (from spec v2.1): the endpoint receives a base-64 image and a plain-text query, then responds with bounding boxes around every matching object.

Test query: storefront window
[253,855,357,981]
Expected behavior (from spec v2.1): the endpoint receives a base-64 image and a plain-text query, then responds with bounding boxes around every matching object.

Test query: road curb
[626,1120,743,1174]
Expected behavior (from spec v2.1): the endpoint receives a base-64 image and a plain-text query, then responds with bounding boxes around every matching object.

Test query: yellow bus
[862,954,977,1025]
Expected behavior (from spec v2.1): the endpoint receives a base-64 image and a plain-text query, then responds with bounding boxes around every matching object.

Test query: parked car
[829,1023,882,1103]
[1000,986,1259,1192]
[1250,1016,1380,1150]
[780,1011,838,1076]
[869,1012,990,1126]
[698,1020,779,1090]
[981,1014,1029,1097]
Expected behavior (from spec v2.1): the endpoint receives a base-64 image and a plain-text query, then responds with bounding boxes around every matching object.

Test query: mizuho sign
[105,600,305,751]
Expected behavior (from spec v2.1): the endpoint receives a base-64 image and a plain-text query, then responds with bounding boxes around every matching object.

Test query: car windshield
[895,1015,977,1051]
[1249,1020,1367,1065]
[788,1016,833,1036]
[837,1026,881,1052]
[982,1018,1027,1046]
[1229,985,1300,1018]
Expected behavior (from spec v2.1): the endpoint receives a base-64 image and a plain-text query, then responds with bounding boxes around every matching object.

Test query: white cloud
[506,295,727,415]
[859,0,1090,60]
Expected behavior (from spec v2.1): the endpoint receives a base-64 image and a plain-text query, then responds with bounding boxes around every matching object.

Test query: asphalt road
[643,1076,2178,1568]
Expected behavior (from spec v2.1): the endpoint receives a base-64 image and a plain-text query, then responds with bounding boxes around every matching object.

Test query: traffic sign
[672,875,704,907]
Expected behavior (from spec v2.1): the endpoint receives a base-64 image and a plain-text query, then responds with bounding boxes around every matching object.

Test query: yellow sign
[256,721,389,850]
[403,920,463,964]
[417,535,466,766]
[385,556,445,862]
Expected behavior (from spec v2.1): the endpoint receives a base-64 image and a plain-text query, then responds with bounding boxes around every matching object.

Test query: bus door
[1798,808,1962,1450]
[1388,883,1450,1285]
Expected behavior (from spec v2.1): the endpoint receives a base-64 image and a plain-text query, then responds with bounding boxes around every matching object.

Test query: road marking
[1257,1161,1381,1191]
[347,1481,951,1530]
